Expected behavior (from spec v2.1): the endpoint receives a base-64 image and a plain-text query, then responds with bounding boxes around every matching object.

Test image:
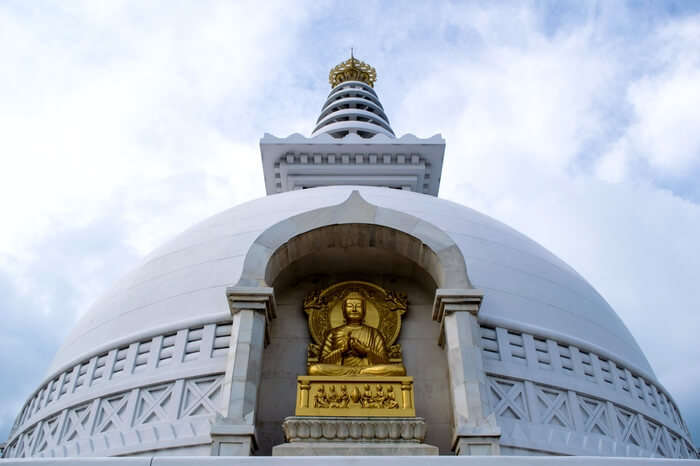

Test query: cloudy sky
[1,0,699,447]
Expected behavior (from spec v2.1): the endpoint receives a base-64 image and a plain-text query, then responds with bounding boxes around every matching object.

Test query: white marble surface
[48,186,655,382]
[13,185,692,459]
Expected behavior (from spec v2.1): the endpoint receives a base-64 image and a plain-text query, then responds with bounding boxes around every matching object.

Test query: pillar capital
[431,288,483,322]
[432,289,483,347]
[227,286,276,345]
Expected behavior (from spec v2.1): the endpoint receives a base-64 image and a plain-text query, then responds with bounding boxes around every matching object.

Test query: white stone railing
[5,318,696,459]
[3,373,226,458]
[480,325,697,458]
[4,320,232,458]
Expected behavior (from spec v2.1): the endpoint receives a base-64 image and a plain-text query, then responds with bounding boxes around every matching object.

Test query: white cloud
[387,4,700,441]
[621,67,700,176]
[597,15,700,181]
[0,1,314,261]
[0,0,311,439]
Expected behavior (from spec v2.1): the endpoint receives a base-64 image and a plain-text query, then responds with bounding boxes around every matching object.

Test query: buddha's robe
[308,323,405,376]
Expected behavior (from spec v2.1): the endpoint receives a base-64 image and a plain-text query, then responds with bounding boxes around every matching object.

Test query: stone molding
[432,288,483,346]
[455,436,502,456]
[281,416,428,443]
[271,151,433,195]
[226,286,277,346]
[432,288,483,321]
[209,419,257,456]
[260,132,445,196]
[227,286,277,317]
[272,442,439,456]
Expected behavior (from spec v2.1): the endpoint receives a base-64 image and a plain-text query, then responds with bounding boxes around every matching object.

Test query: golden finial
[328,51,377,88]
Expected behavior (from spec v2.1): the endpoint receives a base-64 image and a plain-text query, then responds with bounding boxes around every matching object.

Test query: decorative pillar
[432,289,500,456]
[210,286,276,456]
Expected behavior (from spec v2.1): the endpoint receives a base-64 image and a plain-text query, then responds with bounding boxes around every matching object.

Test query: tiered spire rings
[312,53,394,139]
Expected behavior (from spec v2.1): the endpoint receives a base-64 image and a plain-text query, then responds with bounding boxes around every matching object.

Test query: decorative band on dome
[329,53,377,88]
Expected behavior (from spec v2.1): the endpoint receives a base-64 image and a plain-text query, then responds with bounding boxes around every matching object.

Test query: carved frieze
[296,376,415,417]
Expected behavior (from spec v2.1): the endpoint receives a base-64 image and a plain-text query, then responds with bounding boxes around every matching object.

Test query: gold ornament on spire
[329,51,377,88]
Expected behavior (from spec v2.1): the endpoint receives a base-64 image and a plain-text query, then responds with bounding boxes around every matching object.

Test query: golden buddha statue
[296,282,415,417]
[308,293,406,376]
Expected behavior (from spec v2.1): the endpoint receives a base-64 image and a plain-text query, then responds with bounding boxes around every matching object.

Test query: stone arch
[246,190,472,455]
[264,223,440,290]
[234,190,472,290]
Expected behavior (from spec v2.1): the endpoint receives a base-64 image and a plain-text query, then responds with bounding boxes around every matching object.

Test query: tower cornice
[260,133,445,196]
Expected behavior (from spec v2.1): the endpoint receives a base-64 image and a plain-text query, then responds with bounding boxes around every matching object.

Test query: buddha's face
[344,297,365,322]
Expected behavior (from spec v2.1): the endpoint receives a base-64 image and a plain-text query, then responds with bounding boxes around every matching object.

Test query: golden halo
[303,281,407,346]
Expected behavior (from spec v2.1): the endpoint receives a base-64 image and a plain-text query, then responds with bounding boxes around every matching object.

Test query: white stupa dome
[3,55,695,460]
[5,186,694,458]
[51,186,650,379]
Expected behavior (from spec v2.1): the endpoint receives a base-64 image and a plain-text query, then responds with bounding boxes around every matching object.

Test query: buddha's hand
[349,337,369,355]
[337,335,350,353]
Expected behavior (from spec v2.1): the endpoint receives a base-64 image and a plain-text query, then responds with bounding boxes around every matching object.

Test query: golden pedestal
[295,376,415,417]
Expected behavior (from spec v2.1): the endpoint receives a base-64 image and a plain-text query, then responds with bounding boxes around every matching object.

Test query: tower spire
[314,54,393,139]
[260,55,445,197]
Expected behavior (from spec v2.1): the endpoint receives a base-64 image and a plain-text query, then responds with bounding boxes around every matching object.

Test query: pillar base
[210,419,256,456]
[454,434,501,456]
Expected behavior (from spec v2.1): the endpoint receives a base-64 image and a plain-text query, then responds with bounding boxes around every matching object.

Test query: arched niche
[235,190,472,290]
[265,223,440,290]
[232,190,474,455]
[222,192,503,456]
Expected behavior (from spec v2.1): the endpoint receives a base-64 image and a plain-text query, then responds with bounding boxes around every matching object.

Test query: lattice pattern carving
[33,413,62,455]
[533,385,573,429]
[578,395,611,436]
[9,321,231,440]
[4,372,225,458]
[134,383,173,426]
[13,425,37,458]
[615,406,645,448]
[488,377,529,420]
[181,376,223,418]
[480,324,691,438]
[61,402,92,444]
[94,393,130,434]
[487,375,697,458]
